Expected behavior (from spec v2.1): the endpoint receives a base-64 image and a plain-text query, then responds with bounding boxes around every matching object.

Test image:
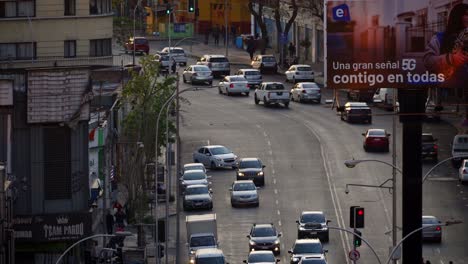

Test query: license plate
[309,232,317,235]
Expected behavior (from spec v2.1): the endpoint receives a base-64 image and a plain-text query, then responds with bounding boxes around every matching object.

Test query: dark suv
[124,37,149,55]
[247,223,282,255]
[296,211,330,242]
[339,102,372,124]
[197,55,230,77]
[236,158,266,186]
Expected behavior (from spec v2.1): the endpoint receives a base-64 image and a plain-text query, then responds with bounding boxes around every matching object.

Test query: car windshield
[172,49,185,54]
[293,243,322,254]
[301,259,326,264]
[239,160,261,168]
[245,71,260,75]
[262,57,276,62]
[423,217,439,224]
[248,253,275,263]
[210,147,231,155]
[368,130,386,136]
[185,186,209,195]
[135,39,148,44]
[210,57,228,62]
[196,256,225,264]
[252,227,276,237]
[302,84,319,89]
[422,135,434,142]
[233,182,256,191]
[190,236,216,247]
[301,214,325,223]
[349,109,370,115]
[183,171,206,180]
[194,66,211,72]
[265,84,285,91]
[297,66,312,71]
[230,77,246,82]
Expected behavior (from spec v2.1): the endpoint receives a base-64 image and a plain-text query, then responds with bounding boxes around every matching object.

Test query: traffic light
[158,244,165,258]
[350,206,365,228]
[353,230,362,247]
[188,0,195,12]
[165,4,172,14]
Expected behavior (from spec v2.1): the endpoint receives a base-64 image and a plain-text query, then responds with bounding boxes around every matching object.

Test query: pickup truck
[422,133,438,162]
[254,82,290,108]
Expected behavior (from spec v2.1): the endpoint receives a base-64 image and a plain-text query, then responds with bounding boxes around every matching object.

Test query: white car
[459,159,468,183]
[218,75,250,96]
[290,82,321,104]
[230,180,259,207]
[236,69,262,88]
[179,169,211,192]
[160,47,187,66]
[285,65,314,83]
[193,145,238,169]
[183,163,206,174]
[182,65,213,85]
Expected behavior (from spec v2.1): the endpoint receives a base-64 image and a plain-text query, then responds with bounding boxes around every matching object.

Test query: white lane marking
[275,200,279,205]
[273,178,276,184]
[256,124,261,129]
[263,131,268,137]
[436,248,440,254]
[440,260,445,264]
[274,189,278,194]
[277,210,281,215]
[269,150,273,155]
[278,220,282,226]
[267,140,271,146]
[272,169,276,175]
[207,139,210,146]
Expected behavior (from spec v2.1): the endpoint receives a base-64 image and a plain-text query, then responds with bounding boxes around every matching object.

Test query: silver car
[155,53,171,72]
[219,75,250,96]
[285,65,314,83]
[243,251,279,264]
[197,54,230,77]
[182,65,213,85]
[179,170,211,192]
[193,145,238,169]
[236,69,262,88]
[422,215,442,242]
[183,163,206,174]
[230,180,259,207]
[290,82,321,104]
[160,47,187,66]
[288,239,327,264]
[183,184,213,211]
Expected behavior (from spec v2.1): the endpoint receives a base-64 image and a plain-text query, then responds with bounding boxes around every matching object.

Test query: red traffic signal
[350,206,365,228]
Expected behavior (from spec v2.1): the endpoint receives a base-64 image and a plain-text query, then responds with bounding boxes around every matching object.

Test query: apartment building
[0,0,113,263]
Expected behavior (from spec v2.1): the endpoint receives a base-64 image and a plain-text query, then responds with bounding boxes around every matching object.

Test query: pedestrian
[171,58,177,74]
[231,26,236,46]
[246,37,255,60]
[288,42,296,58]
[204,28,210,44]
[222,26,226,46]
[213,25,220,46]
[114,208,127,231]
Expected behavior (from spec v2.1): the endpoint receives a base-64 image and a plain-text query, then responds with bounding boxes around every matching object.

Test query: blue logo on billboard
[332,4,350,21]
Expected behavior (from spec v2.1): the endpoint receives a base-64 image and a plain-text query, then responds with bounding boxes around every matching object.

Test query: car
[451,134,468,167]
[290,82,321,104]
[459,159,468,183]
[236,69,262,88]
[243,251,280,264]
[160,47,187,66]
[285,65,314,83]
[296,211,330,242]
[218,75,250,96]
[362,129,390,152]
[183,163,206,174]
[124,37,149,55]
[297,256,327,264]
[193,145,238,169]
[251,55,278,73]
[288,239,327,264]
[193,248,226,264]
[254,82,290,108]
[425,100,442,122]
[339,102,372,124]
[422,215,442,243]
[154,53,171,72]
[183,184,213,211]
[182,65,213,85]
[197,54,231,77]
[421,133,438,162]
[179,170,211,192]
[236,158,266,186]
[247,223,282,255]
[347,88,377,103]
[230,180,259,207]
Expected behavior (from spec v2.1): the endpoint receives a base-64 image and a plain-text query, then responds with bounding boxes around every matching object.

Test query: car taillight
[246,84,250,88]
[229,84,234,88]
[436,226,441,231]
[433,145,438,150]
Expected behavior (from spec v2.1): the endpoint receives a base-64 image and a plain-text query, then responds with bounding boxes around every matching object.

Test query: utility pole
[224,0,228,57]
[391,89,397,264]
[175,74,181,264]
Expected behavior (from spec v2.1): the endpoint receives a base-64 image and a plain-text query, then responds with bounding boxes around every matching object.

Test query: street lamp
[55,231,133,264]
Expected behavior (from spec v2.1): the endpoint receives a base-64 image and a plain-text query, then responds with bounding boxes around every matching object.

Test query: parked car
[458,159,468,183]
[422,133,438,162]
[193,145,238,169]
[125,37,149,55]
[451,134,468,167]
[339,102,372,124]
[230,180,259,207]
[425,100,442,122]
[373,88,397,110]
[179,170,211,192]
[254,82,290,108]
[362,129,390,152]
[251,55,278,73]
[197,55,230,77]
[182,65,213,85]
[160,47,187,66]
[154,53,171,72]
[243,251,279,264]
[236,69,262,88]
[247,223,282,255]
[218,75,250,96]
[290,82,321,104]
[296,211,330,242]
[285,65,314,83]
[422,215,442,243]
[183,184,213,211]
[288,239,327,264]
[346,88,377,103]
[236,158,266,186]
[183,163,206,174]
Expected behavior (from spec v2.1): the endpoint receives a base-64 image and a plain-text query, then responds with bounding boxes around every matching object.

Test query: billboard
[325,1,468,89]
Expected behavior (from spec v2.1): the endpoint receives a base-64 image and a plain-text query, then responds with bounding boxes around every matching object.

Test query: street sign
[349,249,360,261]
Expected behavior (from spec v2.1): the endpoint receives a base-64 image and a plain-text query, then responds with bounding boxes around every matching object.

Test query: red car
[363,129,390,152]
[125,37,149,55]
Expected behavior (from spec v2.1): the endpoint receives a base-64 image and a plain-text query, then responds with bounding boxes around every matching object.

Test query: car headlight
[249,241,256,245]
[274,239,280,244]
[215,157,222,161]
[238,172,245,177]
[292,257,299,262]
[257,171,264,176]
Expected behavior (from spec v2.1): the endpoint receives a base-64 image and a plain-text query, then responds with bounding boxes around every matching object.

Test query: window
[89,38,111,57]
[64,40,76,58]
[89,0,111,15]
[0,42,35,60]
[0,0,34,18]
[44,127,71,200]
[64,0,75,15]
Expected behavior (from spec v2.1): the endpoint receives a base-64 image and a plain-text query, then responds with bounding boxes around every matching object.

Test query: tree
[248,0,269,54]
[298,0,323,22]
[272,0,299,61]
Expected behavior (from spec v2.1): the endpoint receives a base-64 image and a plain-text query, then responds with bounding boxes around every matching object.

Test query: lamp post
[55,232,133,264]
[133,0,142,65]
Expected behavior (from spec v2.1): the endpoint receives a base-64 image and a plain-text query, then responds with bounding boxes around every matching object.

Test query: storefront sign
[13,212,92,242]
